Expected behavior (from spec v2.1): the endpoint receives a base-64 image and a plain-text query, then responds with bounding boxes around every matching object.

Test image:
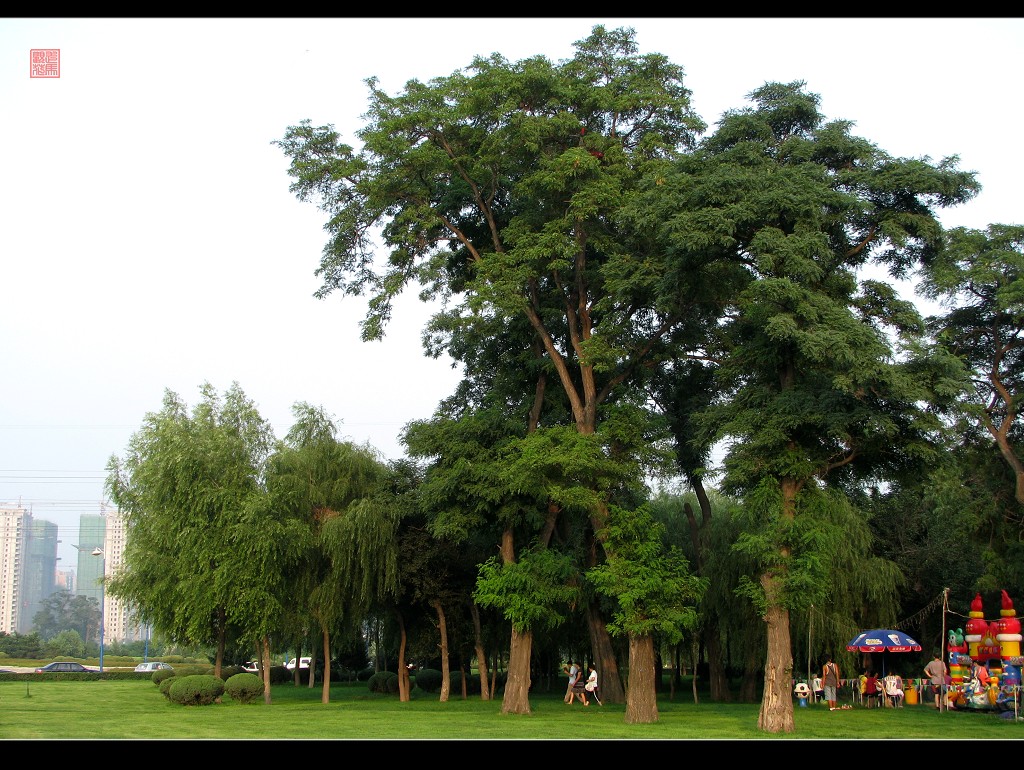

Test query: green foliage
[366,670,398,694]
[31,591,98,643]
[588,505,706,641]
[42,626,86,659]
[106,382,281,659]
[159,676,176,699]
[474,548,580,633]
[412,667,441,692]
[268,665,291,684]
[0,631,44,658]
[152,668,175,686]
[356,668,374,682]
[224,672,264,704]
[167,674,226,706]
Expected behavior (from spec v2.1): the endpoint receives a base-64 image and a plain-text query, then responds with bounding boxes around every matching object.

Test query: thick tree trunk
[432,599,451,702]
[470,601,491,700]
[757,579,795,733]
[756,474,798,732]
[624,633,659,724]
[501,627,533,714]
[585,600,624,704]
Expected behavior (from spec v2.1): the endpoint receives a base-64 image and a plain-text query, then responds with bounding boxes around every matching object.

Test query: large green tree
[276,24,710,723]
[266,402,397,703]
[638,82,979,732]
[105,382,282,680]
[32,591,98,644]
[921,224,1024,504]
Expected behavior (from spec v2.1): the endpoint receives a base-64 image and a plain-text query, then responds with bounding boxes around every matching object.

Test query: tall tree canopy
[277,26,980,732]
[634,81,978,732]
[105,382,283,678]
[277,24,708,722]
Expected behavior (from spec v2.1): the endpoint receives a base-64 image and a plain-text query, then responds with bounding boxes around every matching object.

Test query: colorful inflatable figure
[948,628,968,689]
[952,591,1022,713]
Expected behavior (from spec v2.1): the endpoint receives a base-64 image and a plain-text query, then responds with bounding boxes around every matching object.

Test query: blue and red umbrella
[847,629,923,677]
[846,629,923,653]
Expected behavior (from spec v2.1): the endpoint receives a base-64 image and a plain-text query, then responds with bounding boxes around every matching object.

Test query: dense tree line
[103,26,1022,735]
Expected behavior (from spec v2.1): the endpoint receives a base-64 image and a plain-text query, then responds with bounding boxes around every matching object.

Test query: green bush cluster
[413,668,441,692]
[224,672,264,704]
[167,674,225,706]
[268,665,290,684]
[366,671,398,694]
[170,664,212,677]
[329,666,360,682]
[151,668,175,685]
[356,667,375,682]
[159,676,176,699]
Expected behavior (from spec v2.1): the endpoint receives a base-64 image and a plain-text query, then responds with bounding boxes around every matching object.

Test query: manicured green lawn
[1,679,1021,740]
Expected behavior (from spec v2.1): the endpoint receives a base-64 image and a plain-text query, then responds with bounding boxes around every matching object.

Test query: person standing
[811,672,824,703]
[822,655,842,711]
[923,651,948,709]
[584,664,602,706]
[563,660,581,704]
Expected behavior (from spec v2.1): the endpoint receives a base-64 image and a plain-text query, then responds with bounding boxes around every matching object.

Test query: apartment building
[76,508,143,643]
[22,518,58,633]
[0,505,31,634]
[0,504,142,641]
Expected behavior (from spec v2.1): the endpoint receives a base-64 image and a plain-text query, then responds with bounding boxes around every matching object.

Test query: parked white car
[284,657,311,670]
[134,662,173,672]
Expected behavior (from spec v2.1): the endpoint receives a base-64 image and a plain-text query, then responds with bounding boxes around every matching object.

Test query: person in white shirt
[883,672,905,707]
[584,664,602,706]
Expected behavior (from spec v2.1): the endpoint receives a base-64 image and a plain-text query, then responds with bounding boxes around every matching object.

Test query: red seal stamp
[30,49,60,78]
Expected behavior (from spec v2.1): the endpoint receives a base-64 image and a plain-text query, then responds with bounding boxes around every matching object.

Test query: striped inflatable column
[965,593,987,661]
[947,628,968,690]
[998,590,1022,668]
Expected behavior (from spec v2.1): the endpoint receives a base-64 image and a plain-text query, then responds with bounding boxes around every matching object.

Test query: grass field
[2,678,1023,741]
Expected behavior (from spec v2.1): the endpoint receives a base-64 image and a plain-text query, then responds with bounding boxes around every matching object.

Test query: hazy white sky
[2,17,1021,570]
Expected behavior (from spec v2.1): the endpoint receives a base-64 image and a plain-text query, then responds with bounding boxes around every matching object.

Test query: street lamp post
[91,548,105,672]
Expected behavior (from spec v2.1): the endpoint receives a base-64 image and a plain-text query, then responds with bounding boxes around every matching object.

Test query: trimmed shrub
[268,665,290,685]
[356,667,375,682]
[367,670,398,694]
[159,676,176,700]
[152,668,175,686]
[169,664,209,678]
[167,674,225,706]
[413,668,441,693]
[225,672,264,704]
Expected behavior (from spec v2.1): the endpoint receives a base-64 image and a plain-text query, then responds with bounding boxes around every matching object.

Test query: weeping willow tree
[265,402,397,703]
[105,382,287,684]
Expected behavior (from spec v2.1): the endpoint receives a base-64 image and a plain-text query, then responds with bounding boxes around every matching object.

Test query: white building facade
[0,506,31,634]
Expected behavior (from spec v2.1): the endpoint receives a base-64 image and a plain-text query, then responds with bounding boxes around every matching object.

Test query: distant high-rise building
[21,519,58,633]
[74,513,105,606]
[77,508,142,643]
[55,568,75,592]
[0,505,32,634]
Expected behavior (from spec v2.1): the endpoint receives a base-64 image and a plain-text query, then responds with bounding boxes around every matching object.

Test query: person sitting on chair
[864,670,881,708]
[812,673,824,703]
[883,672,905,707]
